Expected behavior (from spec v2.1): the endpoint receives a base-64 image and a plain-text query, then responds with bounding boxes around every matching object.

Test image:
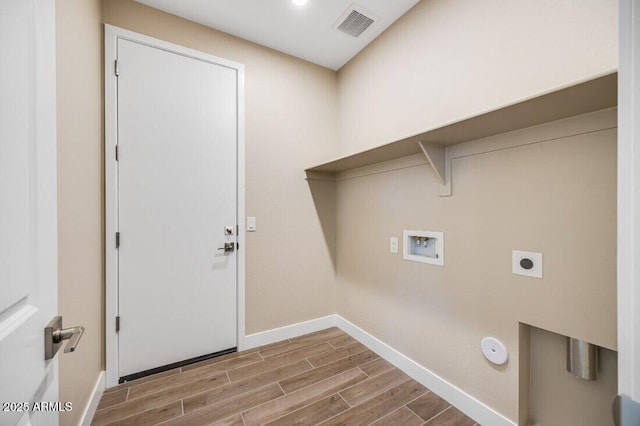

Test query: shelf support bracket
[418,141,452,197]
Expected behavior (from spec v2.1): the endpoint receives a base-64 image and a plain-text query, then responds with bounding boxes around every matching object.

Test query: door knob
[217,242,235,253]
[44,316,85,360]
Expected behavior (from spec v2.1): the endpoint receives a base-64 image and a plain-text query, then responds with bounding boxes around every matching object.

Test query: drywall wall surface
[528,326,617,426]
[102,0,339,334]
[56,0,104,424]
[337,0,618,155]
[335,110,617,421]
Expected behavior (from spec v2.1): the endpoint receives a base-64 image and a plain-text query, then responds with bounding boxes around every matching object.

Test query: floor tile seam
[125,369,231,403]
[318,384,428,426]
[364,404,422,426]
[185,354,265,378]
[226,357,316,384]
[260,340,324,359]
[277,365,366,396]
[262,391,351,426]
[103,370,182,396]
[100,399,182,426]
[180,379,288,417]
[306,346,371,369]
[336,369,413,406]
[102,373,237,422]
[238,342,335,376]
[423,404,453,424]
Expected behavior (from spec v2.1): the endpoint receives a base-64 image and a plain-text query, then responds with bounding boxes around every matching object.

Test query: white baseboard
[335,316,516,426]
[241,315,337,350]
[79,370,105,426]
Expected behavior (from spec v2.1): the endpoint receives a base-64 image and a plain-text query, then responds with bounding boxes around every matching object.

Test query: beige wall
[101,0,339,333]
[56,0,104,424]
[337,0,618,155]
[56,0,337,419]
[528,326,617,426]
[334,110,617,421]
[54,1,620,424]
[332,2,619,421]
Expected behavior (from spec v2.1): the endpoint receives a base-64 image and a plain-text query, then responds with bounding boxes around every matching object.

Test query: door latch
[44,316,85,360]
[217,242,235,253]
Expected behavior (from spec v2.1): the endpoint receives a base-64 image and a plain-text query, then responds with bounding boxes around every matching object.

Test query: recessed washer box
[403,230,444,266]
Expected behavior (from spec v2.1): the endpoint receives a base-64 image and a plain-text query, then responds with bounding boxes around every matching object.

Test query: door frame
[618,0,640,402]
[104,25,246,388]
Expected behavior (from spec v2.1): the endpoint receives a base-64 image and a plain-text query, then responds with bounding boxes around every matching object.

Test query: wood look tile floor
[93,328,478,426]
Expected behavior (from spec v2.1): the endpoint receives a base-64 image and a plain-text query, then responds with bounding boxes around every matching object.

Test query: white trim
[243,315,338,350]
[104,25,246,387]
[79,371,105,426]
[335,316,516,426]
[618,0,640,401]
[236,57,247,352]
[104,23,119,390]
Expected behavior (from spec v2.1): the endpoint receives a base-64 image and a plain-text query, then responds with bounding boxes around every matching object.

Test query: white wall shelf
[305,72,617,196]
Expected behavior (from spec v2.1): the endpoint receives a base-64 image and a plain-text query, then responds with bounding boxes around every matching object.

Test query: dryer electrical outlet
[512,250,543,279]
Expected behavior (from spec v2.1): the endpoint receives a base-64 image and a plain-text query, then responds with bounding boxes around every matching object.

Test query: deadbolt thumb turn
[44,316,85,360]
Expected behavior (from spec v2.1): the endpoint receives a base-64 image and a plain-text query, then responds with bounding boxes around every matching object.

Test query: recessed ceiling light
[291,0,308,6]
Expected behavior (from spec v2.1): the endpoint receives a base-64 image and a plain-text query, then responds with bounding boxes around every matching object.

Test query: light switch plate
[512,250,542,279]
[389,237,398,254]
[246,217,256,232]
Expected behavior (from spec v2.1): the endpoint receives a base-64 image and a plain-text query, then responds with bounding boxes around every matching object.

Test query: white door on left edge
[0,0,59,425]
[117,38,238,377]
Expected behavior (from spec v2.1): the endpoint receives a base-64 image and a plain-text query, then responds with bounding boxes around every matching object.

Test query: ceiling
[134,0,420,70]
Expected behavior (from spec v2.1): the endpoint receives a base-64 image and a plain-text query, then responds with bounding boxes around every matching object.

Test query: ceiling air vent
[335,6,376,38]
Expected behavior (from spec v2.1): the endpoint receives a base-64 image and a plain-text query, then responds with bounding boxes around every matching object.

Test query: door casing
[618,0,640,403]
[104,25,246,388]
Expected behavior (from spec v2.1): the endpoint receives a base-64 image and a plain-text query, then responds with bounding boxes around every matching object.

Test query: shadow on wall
[306,173,337,272]
[520,323,618,426]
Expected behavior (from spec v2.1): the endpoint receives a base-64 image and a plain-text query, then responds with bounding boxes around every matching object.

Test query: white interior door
[0,0,59,425]
[117,38,238,378]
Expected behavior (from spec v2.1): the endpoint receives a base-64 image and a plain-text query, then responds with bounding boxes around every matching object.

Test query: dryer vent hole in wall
[481,337,509,365]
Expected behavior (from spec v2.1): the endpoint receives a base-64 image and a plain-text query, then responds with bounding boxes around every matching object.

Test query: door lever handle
[53,325,85,353]
[45,316,85,360]
[217,242,235,253]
